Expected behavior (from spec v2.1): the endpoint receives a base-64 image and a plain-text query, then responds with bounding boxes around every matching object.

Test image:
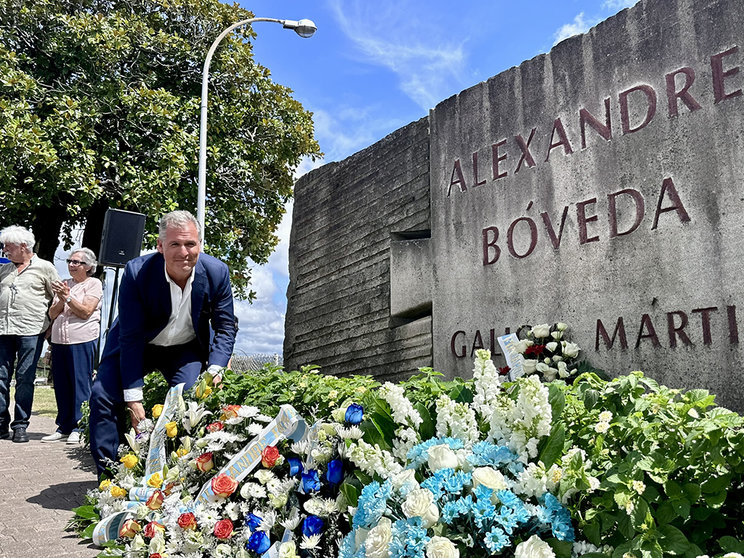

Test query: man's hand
[126,401,146,432]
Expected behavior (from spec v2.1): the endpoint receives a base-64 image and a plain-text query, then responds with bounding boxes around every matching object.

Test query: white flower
[279,542,299,558]
[255,470,275,484]
[545,342,558,353]
[562,342,581,358]
[722,554,744,558]
[625,500,635,515]
[522,359,538,374]
[240,482,267,499]
[594,421,610,434]
[515,535,555,558]
[598,411,613,422]
[632,480,646,495]
[365,517,393,558]
[300,534,322,549]
[401,488,439,527]
[550,331,563,340]
[392,469,419,490]
[557,361,569,378]
[426,536,459,558]
[556,323,567,331]
[427,445,459,470]
[531,324,551,338]
[472,467,507,491]
[379,383,422,428]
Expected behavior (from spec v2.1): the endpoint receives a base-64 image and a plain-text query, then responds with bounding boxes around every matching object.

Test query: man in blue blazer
[89,210,237,476]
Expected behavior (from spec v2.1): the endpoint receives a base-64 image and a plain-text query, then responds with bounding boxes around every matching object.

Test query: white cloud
[328,0,467,111]
[602,0,639,9]
[553,12,596,45]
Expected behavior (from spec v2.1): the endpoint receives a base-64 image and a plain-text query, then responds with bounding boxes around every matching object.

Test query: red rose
[211,473,238,498]
[150,555,163,558]
[146,490,164,510]
[143,521,164,538]
[213,518,234,540]
[498,366,511,376]
[206,421,224,433]
[525,344,546,357]
[177,512,197,530]
[195,452,214,472]
[261,445,280,468]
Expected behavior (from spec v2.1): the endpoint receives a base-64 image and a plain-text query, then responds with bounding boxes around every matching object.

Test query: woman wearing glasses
[43,248,102,444]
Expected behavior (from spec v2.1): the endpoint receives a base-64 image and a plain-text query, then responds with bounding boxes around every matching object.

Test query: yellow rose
[165,421,178,438]
[99,479,112,491]
[176,447,189,458]
[110,485,127,498]
[147,473,163,488]
[152,404,164,419]
[120,453,139,469]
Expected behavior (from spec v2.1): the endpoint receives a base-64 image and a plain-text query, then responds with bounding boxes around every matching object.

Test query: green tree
[0,0,320,298]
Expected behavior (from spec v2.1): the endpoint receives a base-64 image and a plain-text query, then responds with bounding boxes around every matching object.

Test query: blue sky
[51,0,638,357]
[231,0,639,357]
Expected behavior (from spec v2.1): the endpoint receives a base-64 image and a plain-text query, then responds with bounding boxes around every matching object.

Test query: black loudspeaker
[98,209,146,267]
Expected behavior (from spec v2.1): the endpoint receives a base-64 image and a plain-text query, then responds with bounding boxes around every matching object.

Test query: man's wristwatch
[65,296,72,304]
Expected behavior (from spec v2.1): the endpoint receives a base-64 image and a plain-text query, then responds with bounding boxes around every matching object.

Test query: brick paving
[0,413,100,557]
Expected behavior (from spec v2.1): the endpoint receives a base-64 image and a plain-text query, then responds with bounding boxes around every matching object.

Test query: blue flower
[484,526,509,553]
[325,459,343,485]
[345,403,364,425]
[353,480,392,528]
[247,531,271,554]
[390,518,430,558]
[302,469,321,492]
[288,457,303,477]
[302,515,325,537]
[244,513,262,531]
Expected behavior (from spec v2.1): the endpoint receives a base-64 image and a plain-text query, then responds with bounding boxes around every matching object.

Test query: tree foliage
[0,0,320,298]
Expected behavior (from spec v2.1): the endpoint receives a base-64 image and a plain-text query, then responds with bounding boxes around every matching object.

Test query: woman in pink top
[43,248,102,444]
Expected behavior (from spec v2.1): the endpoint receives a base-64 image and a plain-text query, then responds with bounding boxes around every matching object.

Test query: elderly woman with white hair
[43,248,103,444]
[0,225,60,443]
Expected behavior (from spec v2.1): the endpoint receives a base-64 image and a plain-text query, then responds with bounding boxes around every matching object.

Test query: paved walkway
[0,413,100,557]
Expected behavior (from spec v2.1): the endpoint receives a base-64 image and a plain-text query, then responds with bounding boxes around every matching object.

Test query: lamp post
[196,17,317,241]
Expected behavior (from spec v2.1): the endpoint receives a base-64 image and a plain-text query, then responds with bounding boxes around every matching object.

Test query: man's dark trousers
[89,340,202,477]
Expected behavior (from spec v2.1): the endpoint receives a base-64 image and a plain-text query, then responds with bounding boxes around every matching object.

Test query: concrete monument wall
[285,0,744,410]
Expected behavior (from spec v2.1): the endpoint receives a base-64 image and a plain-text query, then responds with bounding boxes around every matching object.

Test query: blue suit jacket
[101,252,237,391]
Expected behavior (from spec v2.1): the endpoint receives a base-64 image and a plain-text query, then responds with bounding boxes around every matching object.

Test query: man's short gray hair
[158,210,201,242]
[71,247,98,276]
[0,226,35,253]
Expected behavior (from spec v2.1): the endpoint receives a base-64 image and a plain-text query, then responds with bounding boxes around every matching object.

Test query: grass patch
[9,385,58,418]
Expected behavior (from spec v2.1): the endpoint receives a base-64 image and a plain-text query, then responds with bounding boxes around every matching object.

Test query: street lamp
[196,17,317,241]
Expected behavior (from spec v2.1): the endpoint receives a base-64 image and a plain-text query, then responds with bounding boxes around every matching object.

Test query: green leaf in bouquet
[72,504,99,520]
[700,473,730,493]
[537,423,564,468]
[664,479,683,498]
[720,536,744,553]
[81,522,96,540]
[583,520,601,546]
[547,538,572,558]
[702,489,727,507]
[548,383,566,419]
[657,524,690,555]
[354,469,373,485]
[582,388,601,410]
[630,497,650,530]
[655,501,677,525]
[671,498,691,519]
[339,482,360,507]
[617,511,636,540]
[414,402,435,441]
[447,383,473,404]
[681,482,701,502]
